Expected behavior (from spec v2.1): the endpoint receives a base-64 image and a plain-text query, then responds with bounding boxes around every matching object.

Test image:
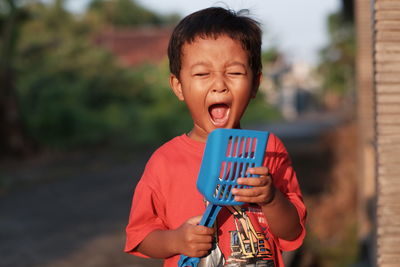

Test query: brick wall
[356,0,375,245]
[373,0,400,265]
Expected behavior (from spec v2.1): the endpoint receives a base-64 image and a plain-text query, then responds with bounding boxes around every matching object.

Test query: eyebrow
[190,61,247,69]
[225,62,247,68]
[190,61,210,69]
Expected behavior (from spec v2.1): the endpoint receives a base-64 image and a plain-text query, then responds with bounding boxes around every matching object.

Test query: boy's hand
[231,167,276,206]
[174,215,215,258]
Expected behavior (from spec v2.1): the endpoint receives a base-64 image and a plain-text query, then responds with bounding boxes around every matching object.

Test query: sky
[66,0,340,66]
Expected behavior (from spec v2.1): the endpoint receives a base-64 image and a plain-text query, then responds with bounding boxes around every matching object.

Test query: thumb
[186,215,202,225]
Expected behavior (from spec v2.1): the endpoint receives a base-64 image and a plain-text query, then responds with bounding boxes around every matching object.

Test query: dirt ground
[0,117,359,267]
[0,149,163,267]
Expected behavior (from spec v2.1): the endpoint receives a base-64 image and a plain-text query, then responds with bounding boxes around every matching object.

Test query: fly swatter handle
[178,204,222,267]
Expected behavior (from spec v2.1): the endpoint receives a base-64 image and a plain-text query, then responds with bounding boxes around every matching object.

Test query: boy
[125,7,306,267]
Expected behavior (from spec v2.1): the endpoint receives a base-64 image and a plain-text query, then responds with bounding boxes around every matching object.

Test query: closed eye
[228,72,245,76]
[194,73,210,77]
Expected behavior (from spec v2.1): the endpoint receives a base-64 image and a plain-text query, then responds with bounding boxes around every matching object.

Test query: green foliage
[318,11,355,97]
[10,0,278,151]
[242,91,281,127]
[13,1,189,149]
[86,0,179,28]
[16,32,190,148]
[261,47,280,63]
[124,62,192,146]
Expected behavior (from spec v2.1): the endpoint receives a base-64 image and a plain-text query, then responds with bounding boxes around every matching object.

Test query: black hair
[168,7,262,83]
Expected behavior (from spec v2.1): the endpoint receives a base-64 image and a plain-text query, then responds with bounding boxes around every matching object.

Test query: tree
[318,1,355,106]
[13,0,187,149]
[85,0,179,28]
[0,0,32,157]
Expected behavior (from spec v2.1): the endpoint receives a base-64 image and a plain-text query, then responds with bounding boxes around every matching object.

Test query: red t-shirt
[125,133,306,266]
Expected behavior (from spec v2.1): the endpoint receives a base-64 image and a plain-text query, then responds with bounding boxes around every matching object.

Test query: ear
[170,74,185,101]
[251,72,262,98]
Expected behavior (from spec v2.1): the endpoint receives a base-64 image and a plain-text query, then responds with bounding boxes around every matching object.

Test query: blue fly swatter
[178,128,269,267]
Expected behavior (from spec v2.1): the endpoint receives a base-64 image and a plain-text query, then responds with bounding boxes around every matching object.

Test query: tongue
[210,104,229,121]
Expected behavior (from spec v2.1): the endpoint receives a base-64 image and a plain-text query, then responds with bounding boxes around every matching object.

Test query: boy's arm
[259,187,302,241]
[232,167,302,241]
[135,216,215,259]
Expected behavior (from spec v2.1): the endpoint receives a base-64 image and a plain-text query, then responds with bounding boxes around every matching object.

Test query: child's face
[170,35,260,142]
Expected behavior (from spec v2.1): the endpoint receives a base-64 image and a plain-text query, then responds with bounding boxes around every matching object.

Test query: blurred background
[0,0,383,266]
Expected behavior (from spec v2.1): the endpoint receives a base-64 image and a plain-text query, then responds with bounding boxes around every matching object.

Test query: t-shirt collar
[179,133,206,154]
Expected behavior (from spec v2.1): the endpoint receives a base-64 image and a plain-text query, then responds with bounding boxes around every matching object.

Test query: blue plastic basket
[178,129,269,267]
[197,128,269,206]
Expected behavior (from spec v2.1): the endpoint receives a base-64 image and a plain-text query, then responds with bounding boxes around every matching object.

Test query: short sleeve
[276,192,307,251]
[266,134,307,251]
[124,177,167,257]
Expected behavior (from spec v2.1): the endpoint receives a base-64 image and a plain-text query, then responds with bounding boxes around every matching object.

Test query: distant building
[94,27,172,66]
[262,59,321,120]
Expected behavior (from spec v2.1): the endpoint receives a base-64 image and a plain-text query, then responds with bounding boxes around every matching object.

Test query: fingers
[193,224,215,236]
[232,186,265,200]
[185,244,213,258]
[232,166,275,204]
[232,187,272,204]
[237,176,270,187]
[237,167,272,187]
[185,216,215,235]
[183,216,215,240]
[179,218,215,257]
[184,230,214,243]
[186,215,202,225]
[181,231,214,257]
[247,166,270,177]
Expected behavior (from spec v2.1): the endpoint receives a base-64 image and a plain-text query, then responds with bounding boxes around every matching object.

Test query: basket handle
[178,204,222,267]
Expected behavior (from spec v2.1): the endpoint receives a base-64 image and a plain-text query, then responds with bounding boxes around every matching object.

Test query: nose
[211,72,228,93]
[212,87,228,93]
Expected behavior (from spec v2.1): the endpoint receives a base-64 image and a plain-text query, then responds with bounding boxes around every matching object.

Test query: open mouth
[209,103,230,127]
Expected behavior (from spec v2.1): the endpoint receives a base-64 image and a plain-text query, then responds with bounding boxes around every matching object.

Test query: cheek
[235,82,253,99]
[183,92,205,116]
[182,80,206,96]
[235,87,253,112]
